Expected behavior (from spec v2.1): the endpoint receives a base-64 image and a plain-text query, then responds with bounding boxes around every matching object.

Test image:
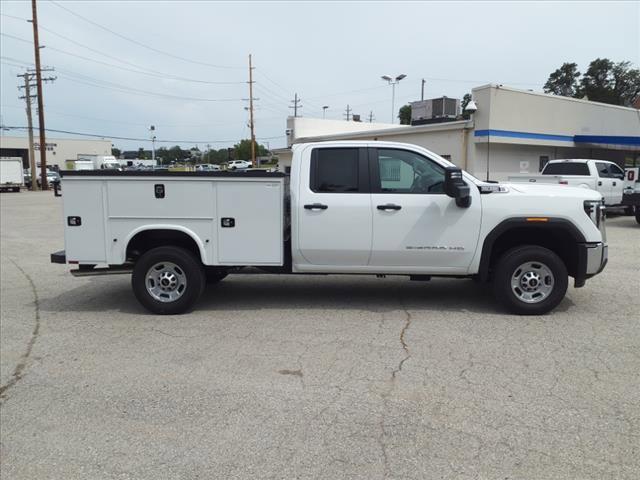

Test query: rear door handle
[377,203,402,211]
[304,203,328,210]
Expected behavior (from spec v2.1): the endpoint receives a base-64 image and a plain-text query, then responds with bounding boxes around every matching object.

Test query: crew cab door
[368,147,481,271]
[606,163,625,205]
[594,162,612,204]
[594,161,620,205]
[296,147,372,266]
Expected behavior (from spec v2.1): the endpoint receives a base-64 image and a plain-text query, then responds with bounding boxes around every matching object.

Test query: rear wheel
[493,245,568,315]
[132,246,205,314]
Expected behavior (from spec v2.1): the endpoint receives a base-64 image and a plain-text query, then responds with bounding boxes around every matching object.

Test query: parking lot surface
[1,191,639,479]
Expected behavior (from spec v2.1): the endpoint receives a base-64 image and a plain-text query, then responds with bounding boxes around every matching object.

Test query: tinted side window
[608,164,624,179]
[543,163,590,175]
[595,162,610,178]
[311,148,359,193]
[376,149,445,194]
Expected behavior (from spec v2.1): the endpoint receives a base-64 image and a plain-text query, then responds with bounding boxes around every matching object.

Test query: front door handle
[377,203,402,211]
[598,181,602,186]
[304,203,328,210]
[612,181,617,186]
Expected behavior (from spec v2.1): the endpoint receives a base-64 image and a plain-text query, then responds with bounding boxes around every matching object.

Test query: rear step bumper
[50,250,66,264]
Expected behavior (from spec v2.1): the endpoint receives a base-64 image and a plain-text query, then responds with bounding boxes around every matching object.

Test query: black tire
[492,245,568,315]
[635,206,640,224]
[205,267,228,284]
[132,246,205,315]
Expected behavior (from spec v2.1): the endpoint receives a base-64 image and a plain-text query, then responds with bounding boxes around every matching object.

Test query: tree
[398,104,411,125]
[137,147,148,160]
[579,58,616,104]
[544,62,581,97]
[544,59,640,107]
[111,147,121,158]
[233,139,268,161]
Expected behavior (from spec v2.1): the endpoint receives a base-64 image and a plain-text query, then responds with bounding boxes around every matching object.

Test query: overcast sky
[1,1,638,151]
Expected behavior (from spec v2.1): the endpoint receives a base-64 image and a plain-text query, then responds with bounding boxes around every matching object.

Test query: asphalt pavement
[1,191,639,479]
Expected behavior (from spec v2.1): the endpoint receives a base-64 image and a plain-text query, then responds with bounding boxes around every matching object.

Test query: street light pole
[322,105,329,119]
[381,74,406,124]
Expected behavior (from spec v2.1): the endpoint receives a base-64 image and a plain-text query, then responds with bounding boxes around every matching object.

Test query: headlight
[583,200,604,227]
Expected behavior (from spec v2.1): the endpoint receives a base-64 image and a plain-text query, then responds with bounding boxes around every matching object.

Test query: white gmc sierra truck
[51,141,608,315]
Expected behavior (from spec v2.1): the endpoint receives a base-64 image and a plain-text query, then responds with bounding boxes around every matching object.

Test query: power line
[3,126,285,144]
[0,33,244,86]
[0,56,245,102]
[48,0,244,70]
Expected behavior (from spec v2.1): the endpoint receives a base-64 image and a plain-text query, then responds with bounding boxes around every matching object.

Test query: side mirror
[444,167,471,208]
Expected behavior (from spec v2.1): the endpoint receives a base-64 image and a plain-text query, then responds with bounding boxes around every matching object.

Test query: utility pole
[30,0,50,190]
[368,111,375,123]
[149,125,156,163]
[421,78,426,101]
[18,72,38,190]
[248,54,256,167]
[344,104,352,121]
[289,93,302,118]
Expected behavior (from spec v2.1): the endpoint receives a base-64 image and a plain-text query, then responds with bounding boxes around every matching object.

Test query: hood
[501,182,603,201]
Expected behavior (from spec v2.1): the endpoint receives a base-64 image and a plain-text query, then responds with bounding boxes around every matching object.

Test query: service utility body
[51,141,608,315]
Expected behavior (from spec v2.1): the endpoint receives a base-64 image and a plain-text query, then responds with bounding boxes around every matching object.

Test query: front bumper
[574,242,608,288]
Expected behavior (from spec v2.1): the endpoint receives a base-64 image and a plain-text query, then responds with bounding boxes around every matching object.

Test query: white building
[276,84,640,179]
[0,135,112,169]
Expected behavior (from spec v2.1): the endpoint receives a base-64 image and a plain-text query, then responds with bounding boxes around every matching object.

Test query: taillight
[559,180,569,185]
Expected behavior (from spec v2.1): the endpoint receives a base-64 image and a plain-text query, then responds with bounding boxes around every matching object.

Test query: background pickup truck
[508,159,625,206]
[51,141,608,316]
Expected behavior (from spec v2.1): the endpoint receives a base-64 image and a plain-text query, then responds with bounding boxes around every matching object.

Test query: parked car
[508,159,625,206]
[36,169,60,189]
[196,164,221,172]
[227,160,251,170]
[52,141,607,316]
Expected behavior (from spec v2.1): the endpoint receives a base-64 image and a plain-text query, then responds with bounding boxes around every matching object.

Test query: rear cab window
[542,162,590,175]
[310,148,368,193]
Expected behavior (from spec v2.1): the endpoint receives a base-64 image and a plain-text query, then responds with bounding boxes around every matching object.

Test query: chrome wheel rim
[145,262,187,303]
[510,261,554,304]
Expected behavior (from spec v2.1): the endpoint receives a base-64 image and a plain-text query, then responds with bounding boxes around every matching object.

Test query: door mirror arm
[444,167,472,208]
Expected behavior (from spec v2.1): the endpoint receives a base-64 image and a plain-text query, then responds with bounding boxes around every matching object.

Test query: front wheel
[132,246,205,314]
[493,245,568,315]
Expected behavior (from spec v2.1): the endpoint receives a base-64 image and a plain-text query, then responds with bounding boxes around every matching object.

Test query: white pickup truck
[51,141,608,315]
[508,159,625,206]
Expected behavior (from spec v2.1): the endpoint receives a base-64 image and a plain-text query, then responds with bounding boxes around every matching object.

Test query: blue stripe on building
[474,129,640,147]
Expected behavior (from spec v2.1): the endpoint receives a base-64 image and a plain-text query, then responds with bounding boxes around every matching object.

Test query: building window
[380,158,401,182]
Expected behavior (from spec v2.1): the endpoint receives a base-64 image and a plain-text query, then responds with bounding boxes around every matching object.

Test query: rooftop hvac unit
[410,97,461,123]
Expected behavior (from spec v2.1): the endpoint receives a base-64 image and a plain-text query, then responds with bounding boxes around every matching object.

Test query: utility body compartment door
[215,180,283,265]
[63,179,107,263]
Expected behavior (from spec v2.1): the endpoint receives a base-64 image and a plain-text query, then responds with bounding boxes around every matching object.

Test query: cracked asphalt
[1,191,639,479]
